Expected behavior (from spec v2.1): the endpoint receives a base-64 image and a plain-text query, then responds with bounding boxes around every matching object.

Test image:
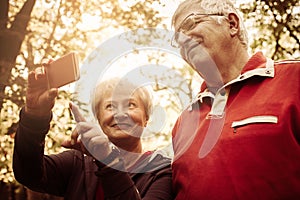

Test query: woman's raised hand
[62,102,112,161]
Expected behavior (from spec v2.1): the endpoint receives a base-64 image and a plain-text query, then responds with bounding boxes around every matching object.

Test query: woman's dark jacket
[13,109,173,200]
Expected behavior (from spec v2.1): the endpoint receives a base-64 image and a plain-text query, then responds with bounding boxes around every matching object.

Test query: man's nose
[179,34,199,60]
[177,31,194,46]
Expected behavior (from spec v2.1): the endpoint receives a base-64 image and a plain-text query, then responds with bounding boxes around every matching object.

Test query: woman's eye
[128,102,136,108]
[105,104,115,110]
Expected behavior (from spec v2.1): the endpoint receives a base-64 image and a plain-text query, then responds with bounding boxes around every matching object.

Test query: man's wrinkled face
[172,6,229,86]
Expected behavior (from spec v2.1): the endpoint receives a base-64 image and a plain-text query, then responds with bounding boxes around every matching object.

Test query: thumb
[61,139,84,153]
[48,88,58,99]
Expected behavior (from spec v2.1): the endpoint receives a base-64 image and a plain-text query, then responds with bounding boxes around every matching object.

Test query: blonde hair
[91,77,153,121]
[172,0,248,48]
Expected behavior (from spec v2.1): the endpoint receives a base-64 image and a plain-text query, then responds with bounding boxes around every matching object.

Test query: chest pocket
[231,115,278,133]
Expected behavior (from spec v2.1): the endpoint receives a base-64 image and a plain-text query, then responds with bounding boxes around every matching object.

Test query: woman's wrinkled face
[97,87,147,145]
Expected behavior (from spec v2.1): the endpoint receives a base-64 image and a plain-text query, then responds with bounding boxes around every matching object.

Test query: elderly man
[170,0,300,199]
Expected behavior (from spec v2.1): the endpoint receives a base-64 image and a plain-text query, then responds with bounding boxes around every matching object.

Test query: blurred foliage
[0,0,165,188]
[240,0,300,60]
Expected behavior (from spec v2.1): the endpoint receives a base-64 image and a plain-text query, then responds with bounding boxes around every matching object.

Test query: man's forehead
[174,5,204,29]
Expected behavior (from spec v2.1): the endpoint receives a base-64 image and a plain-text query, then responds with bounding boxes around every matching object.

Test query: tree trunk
[0,0,36,111]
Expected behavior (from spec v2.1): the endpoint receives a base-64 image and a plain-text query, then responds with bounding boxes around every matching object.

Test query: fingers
[27,67,48,89]
[61,138,86,153]
[35,66,45,79]
[35,88,57,107]
[27,69,45,87]
[70,127,80,145]
[81,135,110,161]
[61,127,80,148]
[28,71,36,83]
[69,120,111,160]
[42,59,53,65]
[69,102,86,123]
[62,125,94,157]
[61,139,91,156]
[68,103,111,160]
[61,139,81,149]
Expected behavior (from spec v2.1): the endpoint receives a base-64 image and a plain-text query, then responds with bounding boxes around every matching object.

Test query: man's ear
[227,13,239,37]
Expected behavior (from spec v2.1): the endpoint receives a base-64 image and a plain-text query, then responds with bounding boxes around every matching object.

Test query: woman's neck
[120,144,143,170]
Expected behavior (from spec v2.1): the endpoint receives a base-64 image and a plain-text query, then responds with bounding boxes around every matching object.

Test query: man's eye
[181,19,194,31]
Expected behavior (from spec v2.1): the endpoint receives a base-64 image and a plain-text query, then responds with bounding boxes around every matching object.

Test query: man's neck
[210,47,250,87]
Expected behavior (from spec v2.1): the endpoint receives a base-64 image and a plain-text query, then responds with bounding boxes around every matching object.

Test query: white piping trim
[188,57,275,112]
[275,60,300,65]
[231,115,278,128]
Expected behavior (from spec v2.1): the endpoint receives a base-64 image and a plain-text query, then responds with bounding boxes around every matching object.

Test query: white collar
[187,58,274,114]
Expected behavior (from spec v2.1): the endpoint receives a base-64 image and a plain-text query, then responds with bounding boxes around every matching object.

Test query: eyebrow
[177,14,200,31]
[103,98,136,104]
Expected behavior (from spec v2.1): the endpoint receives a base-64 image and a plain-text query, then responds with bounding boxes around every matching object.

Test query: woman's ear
[144,114,149,127]
[144,118,148,127]
[227,13,239,37]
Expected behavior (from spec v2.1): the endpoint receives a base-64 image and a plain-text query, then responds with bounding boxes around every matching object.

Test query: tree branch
[11,0,36,31]
[0,0,9,29]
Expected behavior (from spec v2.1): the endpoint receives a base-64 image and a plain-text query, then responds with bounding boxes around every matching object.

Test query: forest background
[0,0,299,199]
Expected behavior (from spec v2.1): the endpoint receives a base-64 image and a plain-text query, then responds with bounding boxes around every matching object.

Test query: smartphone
[45,52,80,88]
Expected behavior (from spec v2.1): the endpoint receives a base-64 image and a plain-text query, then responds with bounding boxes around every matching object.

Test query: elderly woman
[13,68,173,200]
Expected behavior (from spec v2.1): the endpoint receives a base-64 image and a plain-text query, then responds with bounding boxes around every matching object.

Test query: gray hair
[91,77,153,121]
[172,0,248,48]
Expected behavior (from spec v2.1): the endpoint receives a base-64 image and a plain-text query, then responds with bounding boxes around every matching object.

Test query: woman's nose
[113,107,129,120]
